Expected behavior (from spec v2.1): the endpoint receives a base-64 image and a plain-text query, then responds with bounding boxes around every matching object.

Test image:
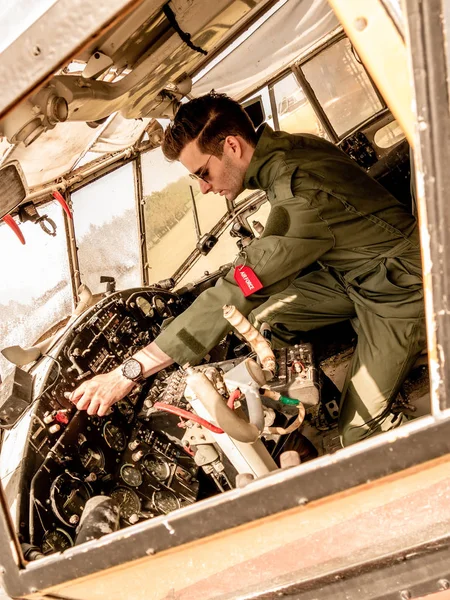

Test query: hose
[260,389,306,435]
[265,402,306,435]
[227,389,241,410]
[222,305,276,379]
[153,402,224,434]
[244,386,265,433]
[186,368,260,443]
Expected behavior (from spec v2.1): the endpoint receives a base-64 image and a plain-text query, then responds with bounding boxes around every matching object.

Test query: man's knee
[339,422,368,447]
[339,412,404,447]
[248,310,257,326]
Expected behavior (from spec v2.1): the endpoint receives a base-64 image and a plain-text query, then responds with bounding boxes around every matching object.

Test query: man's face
[179,136,248,202]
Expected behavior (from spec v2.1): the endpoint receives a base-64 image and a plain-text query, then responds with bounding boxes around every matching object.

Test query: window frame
[293,32,387,141]
[2,2,450,598]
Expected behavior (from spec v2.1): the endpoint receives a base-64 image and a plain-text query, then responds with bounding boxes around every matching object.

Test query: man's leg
[338,306,427,447]
[249,268,355,345]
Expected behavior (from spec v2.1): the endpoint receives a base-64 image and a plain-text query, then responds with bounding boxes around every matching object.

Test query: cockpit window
[272,72,327,137]
[72,162,141,294]
[142,147,227,284]
[301,37,384,137]
[0,201,72,379]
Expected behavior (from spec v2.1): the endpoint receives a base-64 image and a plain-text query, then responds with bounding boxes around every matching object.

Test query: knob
[132,450,144,462]
[235,473,255,488]
[279,450,301,468]
[43,412,55,424]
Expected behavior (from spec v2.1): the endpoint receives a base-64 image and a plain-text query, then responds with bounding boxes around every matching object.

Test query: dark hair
[162,91,257,161]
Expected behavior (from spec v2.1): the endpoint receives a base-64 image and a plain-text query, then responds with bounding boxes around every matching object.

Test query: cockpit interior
[0,0,430,564]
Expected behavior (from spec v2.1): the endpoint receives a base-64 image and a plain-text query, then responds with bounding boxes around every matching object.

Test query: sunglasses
[189,154,213,183]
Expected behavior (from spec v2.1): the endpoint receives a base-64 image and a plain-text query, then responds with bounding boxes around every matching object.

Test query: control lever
[100,275,116,294]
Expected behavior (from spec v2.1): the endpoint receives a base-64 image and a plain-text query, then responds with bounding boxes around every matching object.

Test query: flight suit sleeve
[155,194,335,366]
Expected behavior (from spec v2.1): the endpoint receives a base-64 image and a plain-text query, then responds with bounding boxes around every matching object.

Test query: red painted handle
[3,214,25,244]
[52,190,72,219]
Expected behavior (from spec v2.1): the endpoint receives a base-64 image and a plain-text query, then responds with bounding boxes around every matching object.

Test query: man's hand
[70,368,135,417]
[69,342,174,417]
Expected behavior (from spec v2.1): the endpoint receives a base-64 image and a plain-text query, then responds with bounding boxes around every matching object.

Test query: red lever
[55,410,69,425]
[52,190,72,220]
[3,214,25,244]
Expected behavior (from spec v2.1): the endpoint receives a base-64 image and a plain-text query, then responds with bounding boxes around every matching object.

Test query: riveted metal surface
[0,0,145,119]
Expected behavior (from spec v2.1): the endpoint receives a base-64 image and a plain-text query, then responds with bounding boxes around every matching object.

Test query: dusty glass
[302,38,383,137]
[0,201,72,379]
[141,147,227,283]
[72,162,141,294]
[273,72,327,137]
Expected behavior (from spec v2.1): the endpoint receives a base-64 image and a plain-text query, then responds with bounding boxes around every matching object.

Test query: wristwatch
[121,358,145,384]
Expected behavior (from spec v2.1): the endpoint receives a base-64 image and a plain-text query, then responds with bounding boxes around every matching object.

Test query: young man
[71,92,426,447]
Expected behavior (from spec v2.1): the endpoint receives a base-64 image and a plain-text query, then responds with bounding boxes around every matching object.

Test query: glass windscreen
[176,199,271,288]
[71,163,141,294]
[273,73,327,137]
[141,147,227,284]
[0,201,72,380]
[301,37,383,137]
[244,86,275,130]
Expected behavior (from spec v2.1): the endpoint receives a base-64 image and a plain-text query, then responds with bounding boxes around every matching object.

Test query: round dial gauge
[50,473,92,527]
[103,421,126,452]
[41,528,73,555]
[79,444,105,473]
[116,399,135,423]
[143,453,171,482]
[136,296,154,318]
[152,489,180,514]
[111,487,141,522]
[153,296,171,318]
[120,464,143,487]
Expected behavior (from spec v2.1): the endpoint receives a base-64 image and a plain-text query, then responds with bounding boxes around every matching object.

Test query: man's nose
[199,179,212,194]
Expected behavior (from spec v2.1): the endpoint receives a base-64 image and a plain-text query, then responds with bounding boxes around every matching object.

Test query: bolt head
[354,17,368,31]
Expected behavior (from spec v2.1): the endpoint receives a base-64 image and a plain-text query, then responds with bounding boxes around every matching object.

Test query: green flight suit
[156,125,426,447]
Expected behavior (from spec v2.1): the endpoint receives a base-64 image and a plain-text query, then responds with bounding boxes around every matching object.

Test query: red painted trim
[3,214,25,244]
[52,190,72,219]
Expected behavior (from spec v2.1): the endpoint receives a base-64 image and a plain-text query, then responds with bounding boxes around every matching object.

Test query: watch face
[122,359,142,381]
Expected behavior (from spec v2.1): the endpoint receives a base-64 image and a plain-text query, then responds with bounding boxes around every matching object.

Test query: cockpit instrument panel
[8,288,199,554]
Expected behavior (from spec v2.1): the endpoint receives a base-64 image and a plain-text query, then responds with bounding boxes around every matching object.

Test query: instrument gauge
[142,453,171,482]
[120,464,143,487]
[41,528,73,555]
[50,473,92,527]
[153,296,172,318]
[152,489,180,514]
[79,444,105,474]
[136,296,154,318]
[111,487,141,522]
[103,421,126,452]
[116,399,135,423]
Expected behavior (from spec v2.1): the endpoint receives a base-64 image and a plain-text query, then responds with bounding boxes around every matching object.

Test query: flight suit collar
[244,124,293,191]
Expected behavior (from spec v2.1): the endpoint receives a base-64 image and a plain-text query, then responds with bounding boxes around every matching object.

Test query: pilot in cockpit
[70,92,426,448]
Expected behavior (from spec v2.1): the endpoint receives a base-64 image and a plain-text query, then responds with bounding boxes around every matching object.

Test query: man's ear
[223,135,243,159]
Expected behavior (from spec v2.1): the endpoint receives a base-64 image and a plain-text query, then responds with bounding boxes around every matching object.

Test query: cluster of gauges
[110,486,180,523]
[112,453,179,523]
[135,295,172,319]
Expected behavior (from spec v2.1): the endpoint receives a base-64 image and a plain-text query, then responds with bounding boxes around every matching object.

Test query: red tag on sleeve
[233,266,263,296]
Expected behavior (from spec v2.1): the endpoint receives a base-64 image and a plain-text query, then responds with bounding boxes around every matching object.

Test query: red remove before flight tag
[233,265,263,296]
